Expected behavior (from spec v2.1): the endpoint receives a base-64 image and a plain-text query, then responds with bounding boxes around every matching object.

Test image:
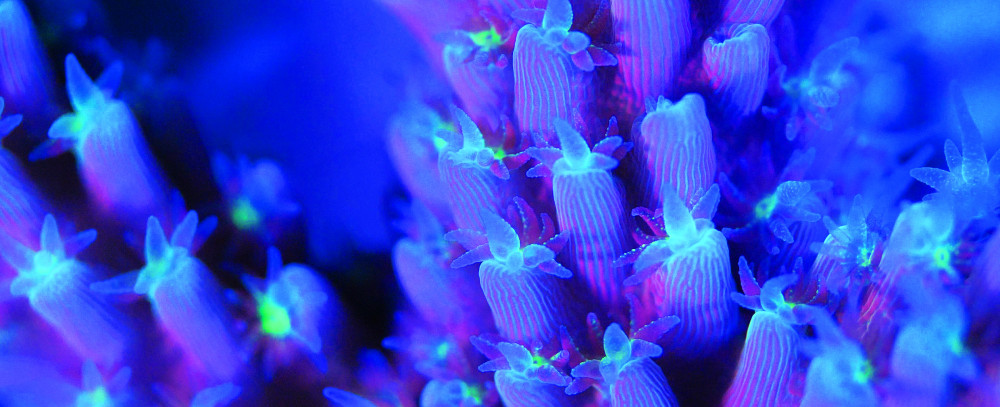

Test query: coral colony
[1,0,999,406]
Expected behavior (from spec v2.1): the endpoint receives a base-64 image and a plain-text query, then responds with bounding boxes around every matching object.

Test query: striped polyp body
[28,262,127,366]
[636,94,715,209]
[393,239,492,334]
[856,263,904,356]
[723,312,799,407]
[482,0,541,16]
[553,170,628,312]
[806,232,847,307]
[495,370,574,407]
[385,107,450,218]
[702,24,769,118]
[722,0,785,26]
[513,26,587,142]
[479,261,579,343]
[610,358,679,407]
[858,232,915,349]
[0,0,51,115]
[0,153,43,247]
[79,101,167,226]
[439,154,503,231]
[443,46,510,126]
[151,260,241,380]
[610,0,690,120]
[643,229,736,357]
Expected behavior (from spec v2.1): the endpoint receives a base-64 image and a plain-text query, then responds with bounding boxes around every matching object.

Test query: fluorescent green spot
[755,194,778,220]
[232,198,261,230]
[75,386,111,407]
[432,122,457,151]
[434,342,450,359]
[933,244,958,277]
[462,384,484,404]
[258,298,292,338]
[71,115,88,133]
[853,360,874,384]
[469,26,502,50]
[933,245,951,269]
[493,148,506,160]
[857,246,874,268]
[433,136,448,151]
[143,258,172,287]
[949,337,965,355]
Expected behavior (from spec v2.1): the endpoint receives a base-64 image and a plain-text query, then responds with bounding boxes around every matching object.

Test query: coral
[568,317,681,407]
[447,200,581,343]
[472,336,573,407]
[92,212,241,381]
[34,54,168,230]
[634,94,716,209]
[511,0,615,141]
[0,96,45,249]
[910,87,1000,222]
[212,153,300,241]
[527,118,630,314]
[702,23,770,119]
[609,0,689,120]
[0,215,127,366]
[724,260,815,407]
[799,307,878,407]
[0,0,52,116]
[620,185,738,358]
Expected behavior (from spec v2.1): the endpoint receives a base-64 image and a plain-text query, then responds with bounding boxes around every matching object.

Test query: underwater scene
[1,0,999,405]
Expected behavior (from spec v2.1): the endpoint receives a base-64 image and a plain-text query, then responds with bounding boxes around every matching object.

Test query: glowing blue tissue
[634,94,716,209]
[92,211,241,380]
[243,247,336,376]
[438,106,509,231]
[527,119,631,314]
[886,277,977,406]
[386,102,454,220]
[910,86,1000,222]
[323,387,377,407]
[859,200,956,349]
[0,359,130,407]
[440,24,512,128]
[0,96,46,250]
[189,383,241,407]
[779,37,860,141]
[721,0,785,26]
[447,203,581,343]
[725,261,816,407]
[392,202,493,336]
[512,0,615,141]
[702,24,770,119]
[0,214,128,366]
[212,153,300,240]
[420,379,495,407]
[808,196,885,309]
[34,54,169,229]
[473,337,573,407]
[609,0,689,120]
[800,309,878,407]
[619,185,737,358]
[568,318,681,407]
[0,0,52,117]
